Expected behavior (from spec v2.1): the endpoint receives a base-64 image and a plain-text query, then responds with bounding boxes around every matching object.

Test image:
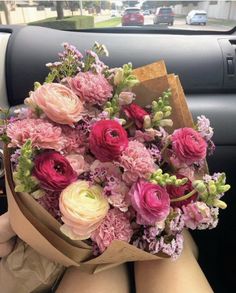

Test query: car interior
[0,14,236,293]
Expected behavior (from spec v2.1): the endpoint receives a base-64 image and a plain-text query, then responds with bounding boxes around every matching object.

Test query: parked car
[111,9,119,17]
[186,10,207,25]
[122,8,144,26]
[143,10,150,15]
[153,7,174,25]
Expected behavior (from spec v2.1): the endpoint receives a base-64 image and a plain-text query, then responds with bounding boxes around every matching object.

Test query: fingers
[0,238,16,258]
[0,212,15,243]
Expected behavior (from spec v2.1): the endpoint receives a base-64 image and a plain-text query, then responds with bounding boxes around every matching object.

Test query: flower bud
[213,199,227,209]
[153,111,163,122]
[193,180,207,193]
[114,68,124,85]
[159,119,173,127]
[143,115,151,129]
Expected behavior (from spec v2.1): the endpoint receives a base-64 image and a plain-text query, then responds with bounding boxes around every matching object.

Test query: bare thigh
[134,231,213,293]
[56,263,130,293]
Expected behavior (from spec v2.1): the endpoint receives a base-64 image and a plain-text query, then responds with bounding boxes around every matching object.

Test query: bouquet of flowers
[2,42,230,273]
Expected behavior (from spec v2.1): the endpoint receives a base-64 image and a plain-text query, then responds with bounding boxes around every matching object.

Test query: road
[117,15,233,31]
[144,15,232,31]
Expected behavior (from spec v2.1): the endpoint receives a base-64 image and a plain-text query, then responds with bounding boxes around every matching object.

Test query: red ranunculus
[167,175,197,208]
[171,128,207,165]
[33,151,77,191]
[124,103,149,129]
[89,120,128,162]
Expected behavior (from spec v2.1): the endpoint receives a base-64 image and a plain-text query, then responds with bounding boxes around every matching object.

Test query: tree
[2,1,11,24]
[56,1,64,20]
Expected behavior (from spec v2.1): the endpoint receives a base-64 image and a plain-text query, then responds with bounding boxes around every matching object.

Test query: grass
[207,18,236,28]
[95,17,121,28]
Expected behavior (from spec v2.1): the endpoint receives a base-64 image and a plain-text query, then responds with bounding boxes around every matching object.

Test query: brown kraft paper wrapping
[4,60,199,275]
[0,238,64,293]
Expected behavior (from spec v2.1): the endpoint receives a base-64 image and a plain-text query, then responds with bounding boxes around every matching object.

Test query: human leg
[56,263,130,293]
[134,230,213,293]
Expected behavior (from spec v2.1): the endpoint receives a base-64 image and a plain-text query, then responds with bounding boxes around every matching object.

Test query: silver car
[186,10,207,25]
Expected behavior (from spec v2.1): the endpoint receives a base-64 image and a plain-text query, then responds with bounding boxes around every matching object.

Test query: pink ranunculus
[171,128,207,165]
[67,72,113,105]
[167,175,198,208]
[33,151,77,191]
[89,119,128,162]
[129,179,170,225]
[7,118,66,151]
[65,154,89,176]
[91,209,133,253]
[25,83,84,126]
[124,103,149,129]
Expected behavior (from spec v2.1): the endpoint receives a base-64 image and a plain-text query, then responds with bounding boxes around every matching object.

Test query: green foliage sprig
[0,108,11,144]
[149,169,188,187]
[151,89,173,128]
[193,173,230,209]
[13,140,38,193]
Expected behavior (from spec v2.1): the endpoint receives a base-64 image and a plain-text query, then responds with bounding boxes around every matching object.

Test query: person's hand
[0,212,16,257]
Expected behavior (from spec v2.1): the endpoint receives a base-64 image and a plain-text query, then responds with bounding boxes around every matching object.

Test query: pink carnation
[60,125,85,154]
[119,140,156,185]
[7,118,65,151]
[91,209,133,253]
[68,72,113,105]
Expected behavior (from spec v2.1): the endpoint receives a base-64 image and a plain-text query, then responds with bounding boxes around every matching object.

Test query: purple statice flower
[148,144,162,164]
[197,115,215,156]
[197,207,219,230]
[150,233,184,260]
[203,172,222,183]
[133,229,184,260]
[10,149,21,166]
[37,192,62,222]
[62,42,83,60]
[76,116,92,144]
[131,226,163,252]
[85,50,108,74]
[207,139,215,156]
[197,115,214,141]
[165,208,185,235]
[142,226,163,242]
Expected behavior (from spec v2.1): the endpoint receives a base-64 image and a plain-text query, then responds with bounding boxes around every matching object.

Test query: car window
[0,1,235,32]
[124,9,140,14]
[159,8,173,14]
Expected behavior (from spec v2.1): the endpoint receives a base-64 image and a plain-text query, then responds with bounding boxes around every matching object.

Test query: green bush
[28,15,94,30]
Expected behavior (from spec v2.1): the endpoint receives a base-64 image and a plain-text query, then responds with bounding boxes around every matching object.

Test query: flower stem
[170,189,196,203]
